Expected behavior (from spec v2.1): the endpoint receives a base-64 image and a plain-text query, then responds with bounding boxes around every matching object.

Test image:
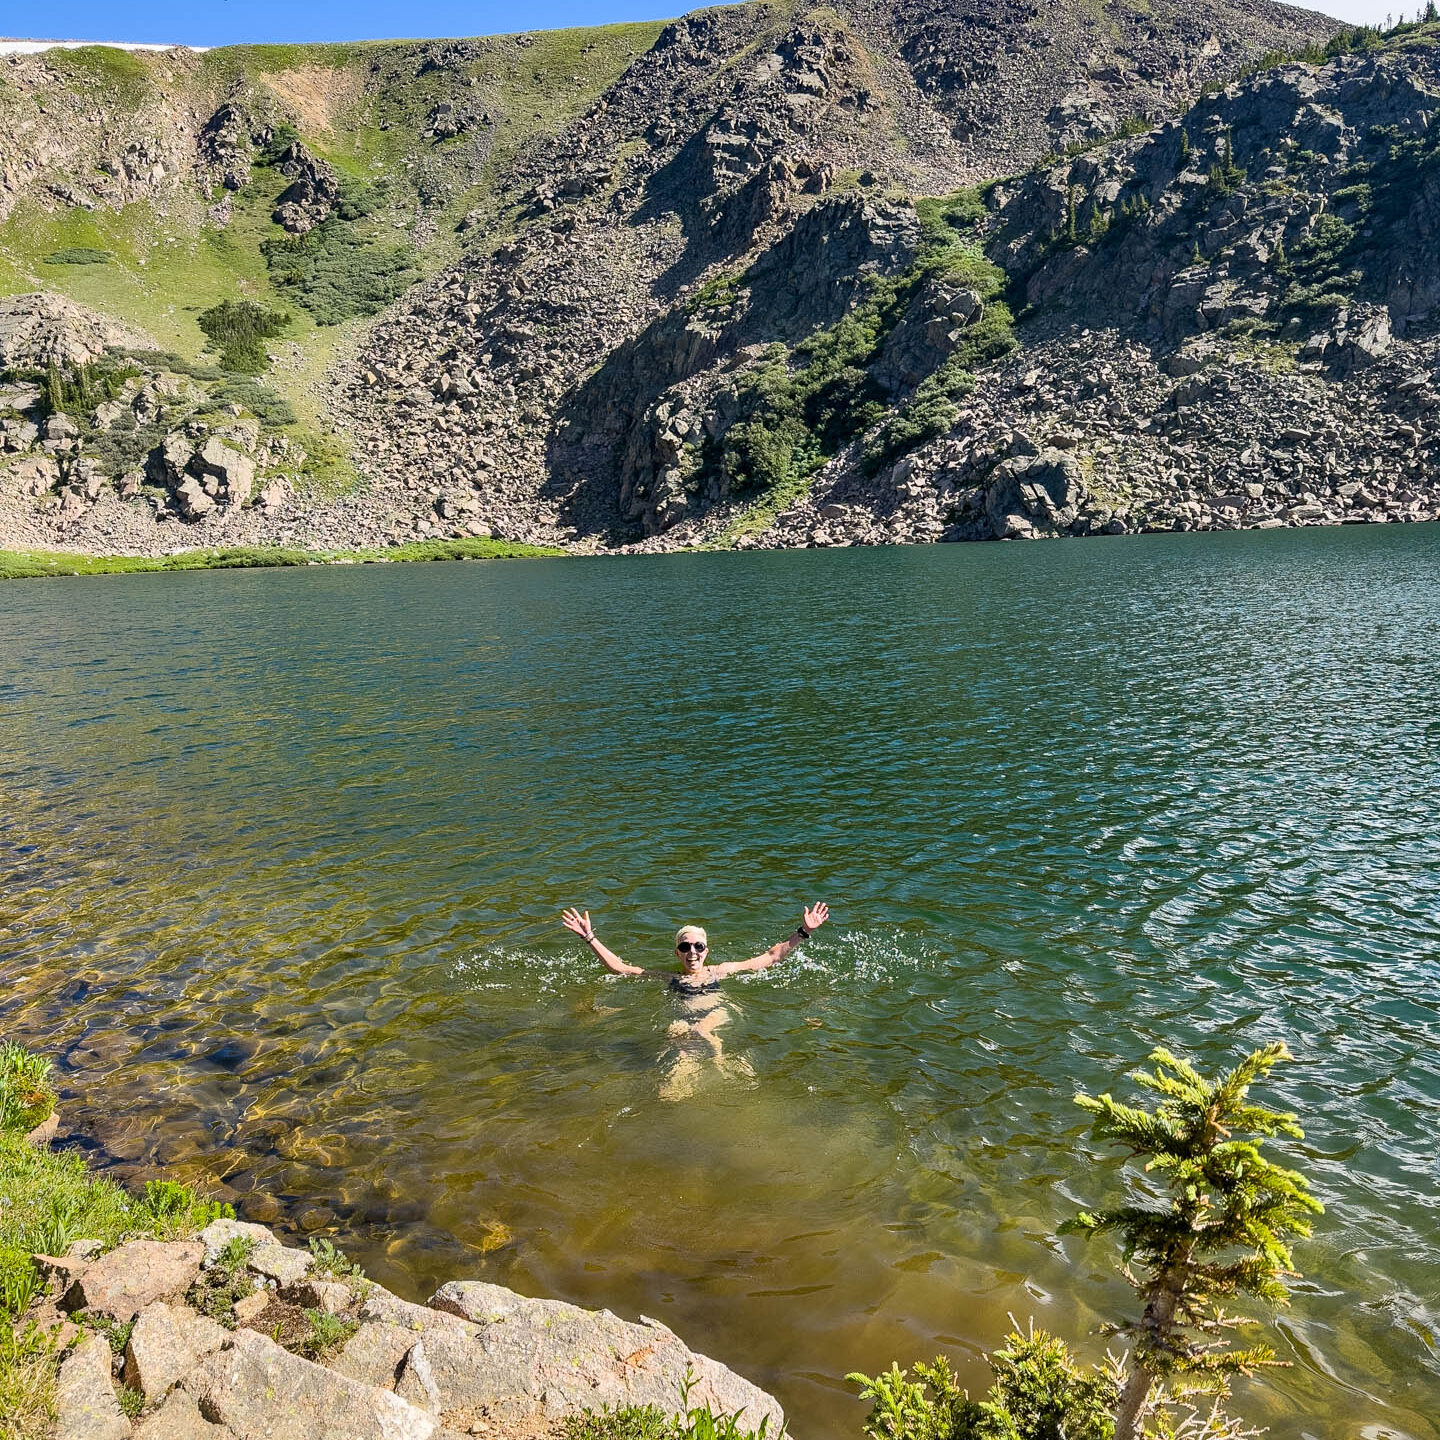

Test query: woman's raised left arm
[715,902,829,975]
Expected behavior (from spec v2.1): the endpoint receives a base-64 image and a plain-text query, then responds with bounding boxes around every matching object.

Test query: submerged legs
[659,1003,748,1100]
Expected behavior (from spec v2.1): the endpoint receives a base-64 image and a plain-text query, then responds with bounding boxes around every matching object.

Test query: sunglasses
[676,941,708,954]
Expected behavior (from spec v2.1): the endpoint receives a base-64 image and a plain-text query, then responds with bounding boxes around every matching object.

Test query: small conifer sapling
[1065,1043,1323,1440]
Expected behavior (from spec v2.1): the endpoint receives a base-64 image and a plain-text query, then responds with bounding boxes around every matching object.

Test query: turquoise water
[2,527,1438,1438]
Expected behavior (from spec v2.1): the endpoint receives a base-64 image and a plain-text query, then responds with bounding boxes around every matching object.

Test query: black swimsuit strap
[670,977,723,996]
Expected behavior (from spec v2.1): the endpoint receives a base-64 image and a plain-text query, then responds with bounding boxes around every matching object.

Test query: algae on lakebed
[0,538,561,581]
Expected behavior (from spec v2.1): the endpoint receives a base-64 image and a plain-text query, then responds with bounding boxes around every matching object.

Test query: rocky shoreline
[27,1213,784,1440]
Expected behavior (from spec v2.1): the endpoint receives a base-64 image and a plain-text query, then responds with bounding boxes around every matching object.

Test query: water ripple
[1,527,1438,1439]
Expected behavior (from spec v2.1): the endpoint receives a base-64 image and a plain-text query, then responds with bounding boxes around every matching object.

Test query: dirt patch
[442,1405,570,1439]
[260,66,364,136]
[240,1294,360,1360]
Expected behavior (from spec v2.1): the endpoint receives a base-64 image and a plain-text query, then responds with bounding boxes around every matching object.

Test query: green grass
[0,1045,57,1138]
[188,1236,258,1325]
[296,1308,358,1361]
[0,538,561,581]
[0,1140,231,1301]
[44,47,151,108]
[563,1402,782,1440]
[0,1045,234,1439]
[0,1325,56,1440]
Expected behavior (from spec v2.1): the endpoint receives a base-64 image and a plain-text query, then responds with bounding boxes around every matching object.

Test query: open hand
[561,907,596,942]
[802,902,829,933]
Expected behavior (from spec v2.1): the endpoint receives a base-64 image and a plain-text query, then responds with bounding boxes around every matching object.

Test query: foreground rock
[63,1240,205,1323]
[31,1219,784,1440]
[56,1335,130,1440]
[184,1329,444,1440]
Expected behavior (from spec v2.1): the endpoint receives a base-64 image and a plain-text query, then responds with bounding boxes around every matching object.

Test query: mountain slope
[0,0,1363,556]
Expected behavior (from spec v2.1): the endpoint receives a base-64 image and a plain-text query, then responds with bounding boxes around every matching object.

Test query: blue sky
[0,0,1413,47]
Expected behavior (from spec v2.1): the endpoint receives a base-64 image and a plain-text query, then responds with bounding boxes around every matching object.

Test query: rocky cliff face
[327,0,1343,551]
[23,3,1440,562]
[758,36,1440,550]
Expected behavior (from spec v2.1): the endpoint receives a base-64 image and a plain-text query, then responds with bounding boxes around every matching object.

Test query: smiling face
[674,925,709,973]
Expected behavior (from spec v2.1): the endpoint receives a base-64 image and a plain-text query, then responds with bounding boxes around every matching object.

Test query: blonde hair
[675,925,708,948]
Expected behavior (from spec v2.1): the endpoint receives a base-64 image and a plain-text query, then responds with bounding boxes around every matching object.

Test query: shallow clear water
[2,528,1438,1440]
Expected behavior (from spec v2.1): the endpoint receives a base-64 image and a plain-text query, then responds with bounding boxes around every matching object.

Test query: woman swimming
[560,903,830,1096]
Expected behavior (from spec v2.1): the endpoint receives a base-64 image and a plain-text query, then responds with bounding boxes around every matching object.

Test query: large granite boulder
[984,448,1087,538]
[63,1240,205,1322]
[426,1280,784,1431]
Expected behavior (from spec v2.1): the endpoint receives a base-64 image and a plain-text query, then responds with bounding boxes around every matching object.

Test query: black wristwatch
[796,923,811,939]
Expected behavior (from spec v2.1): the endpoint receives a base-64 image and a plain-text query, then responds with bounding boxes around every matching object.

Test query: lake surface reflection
[2,528,1438,1438]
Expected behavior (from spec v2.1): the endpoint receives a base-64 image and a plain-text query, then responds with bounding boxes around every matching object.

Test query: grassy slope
[0,537,562,580]
[0,23,665,439]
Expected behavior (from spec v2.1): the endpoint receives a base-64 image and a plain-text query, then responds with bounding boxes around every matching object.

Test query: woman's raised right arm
[561,907,646,977]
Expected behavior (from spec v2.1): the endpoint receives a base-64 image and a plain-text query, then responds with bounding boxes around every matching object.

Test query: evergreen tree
[1065,185,1079,244]
[1178,129,1192,166]
[43,362,64,417]
[1065,1044,1323,1440]
[1191,240,1204,267]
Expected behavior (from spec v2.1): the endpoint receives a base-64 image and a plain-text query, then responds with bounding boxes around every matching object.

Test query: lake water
[2,528,1438,1439]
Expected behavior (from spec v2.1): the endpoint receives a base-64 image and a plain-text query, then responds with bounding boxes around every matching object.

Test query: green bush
[187,1235,256,1326]
[83,1316,134,1357]
[88,419,169,480]
[255,120,301,166]
[0,1044,56,1137]
[850,1331,1115,1440]
[863,274,1015,475]
[209,377,297,427]
[296,1308,358,1361]
[915,188,987,245]
[1279,212,1361,314]
[719,200,1018,504]
[42,248,111,266]
[263,220,419,325]
[308,1235,365,1279]
[30,358,138,420]
[1205,131,1247,198]
[197,300,292,374]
